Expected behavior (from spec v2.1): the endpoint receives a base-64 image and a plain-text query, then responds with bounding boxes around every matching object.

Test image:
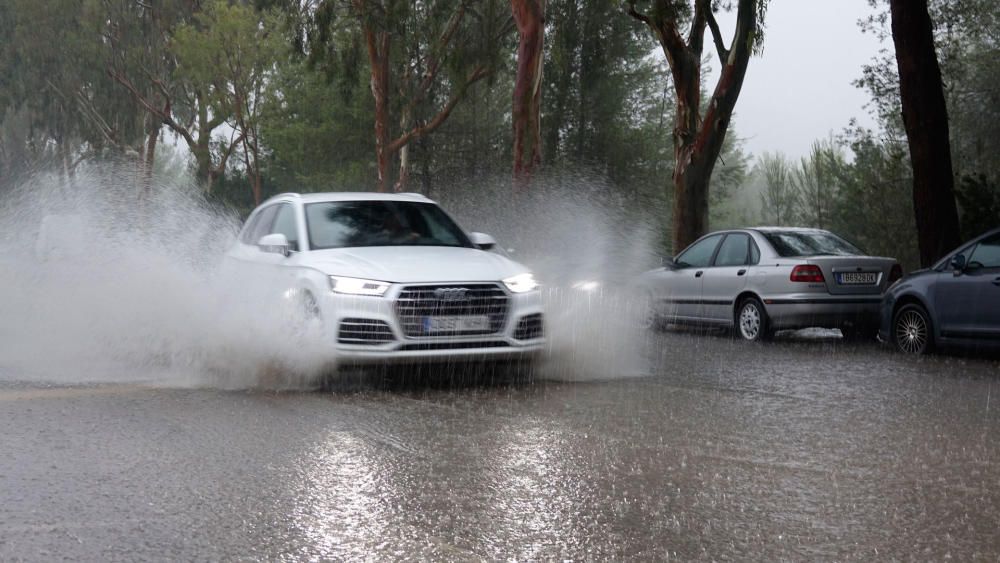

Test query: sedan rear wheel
[735,297,771,342]
[893,303,933,355]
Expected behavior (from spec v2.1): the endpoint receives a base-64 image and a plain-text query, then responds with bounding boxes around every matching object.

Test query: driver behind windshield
[376,207,424,244]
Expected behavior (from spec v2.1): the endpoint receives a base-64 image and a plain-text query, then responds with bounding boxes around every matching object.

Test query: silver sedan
[637,228,902,341]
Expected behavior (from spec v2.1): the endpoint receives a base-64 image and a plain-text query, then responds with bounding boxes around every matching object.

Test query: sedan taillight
[888,263,903,285]
[790,264,825,283]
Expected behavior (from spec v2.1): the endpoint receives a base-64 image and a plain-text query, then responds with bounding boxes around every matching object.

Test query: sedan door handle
[737,269,747,276]
[695,270,704,278]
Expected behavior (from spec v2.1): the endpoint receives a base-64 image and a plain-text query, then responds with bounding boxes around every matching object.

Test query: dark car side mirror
[950,253,966,275]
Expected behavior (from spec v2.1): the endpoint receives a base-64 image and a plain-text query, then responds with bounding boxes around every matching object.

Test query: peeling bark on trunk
[365,29,392,193]
[889,0,962,267]
[394,104,412,192]
[195,94,214,191]
[140,111,159,197]
[511,0,545,192]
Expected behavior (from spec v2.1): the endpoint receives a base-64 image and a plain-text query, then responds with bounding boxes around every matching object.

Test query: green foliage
[755,152,798,226]
[828,130,919,269]
[543,1,667,193]
[0,0,132,170]
[1,0,757,240]
[793,139,843,230]
[858,0,1000,230]
[260,60,375,191]
[955,174,1000,241]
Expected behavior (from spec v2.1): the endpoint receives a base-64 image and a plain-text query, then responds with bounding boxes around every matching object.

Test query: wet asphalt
[2,331,1000,561]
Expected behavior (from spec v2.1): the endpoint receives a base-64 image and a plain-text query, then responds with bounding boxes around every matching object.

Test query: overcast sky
[697,0,886,161]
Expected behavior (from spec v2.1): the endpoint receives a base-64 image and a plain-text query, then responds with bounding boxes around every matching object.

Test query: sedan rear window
[763,231,862,257]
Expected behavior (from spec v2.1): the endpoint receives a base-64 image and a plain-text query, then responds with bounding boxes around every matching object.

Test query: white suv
[223,192,544,365]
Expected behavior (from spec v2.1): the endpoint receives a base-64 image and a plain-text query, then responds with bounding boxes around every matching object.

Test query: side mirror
[468,232,497,250]
[661,256,677,269]
[950,253,966,275]
[258,233,291,257]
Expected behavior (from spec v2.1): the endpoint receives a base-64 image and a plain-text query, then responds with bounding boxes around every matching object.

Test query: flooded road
[2,332,999,560]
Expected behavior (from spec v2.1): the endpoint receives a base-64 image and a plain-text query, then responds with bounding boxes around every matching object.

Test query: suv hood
[303,246,529,283]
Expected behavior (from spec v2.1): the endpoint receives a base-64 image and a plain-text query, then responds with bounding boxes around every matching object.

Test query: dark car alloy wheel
[893,303,933,355]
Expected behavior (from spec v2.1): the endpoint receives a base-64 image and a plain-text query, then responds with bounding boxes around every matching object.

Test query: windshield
[763,231,863,257]
[304,201,473,250]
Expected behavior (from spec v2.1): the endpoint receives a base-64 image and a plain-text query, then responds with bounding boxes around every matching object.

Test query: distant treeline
[0,0,996,267]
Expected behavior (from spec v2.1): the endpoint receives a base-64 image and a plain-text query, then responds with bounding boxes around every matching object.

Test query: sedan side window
[714,234,750,267]
[675,234,723,268]
[270,204,300,252]
[967,234,1000,269]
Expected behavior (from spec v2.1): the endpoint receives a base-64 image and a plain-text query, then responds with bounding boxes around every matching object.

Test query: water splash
[0,165,331,389]
[0,165,662,388]
[440,172,663,381]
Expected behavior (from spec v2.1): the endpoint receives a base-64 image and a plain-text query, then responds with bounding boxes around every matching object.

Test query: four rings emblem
[434,288,469,302]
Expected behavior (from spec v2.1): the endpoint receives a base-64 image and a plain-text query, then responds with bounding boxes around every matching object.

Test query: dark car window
[749,239,761,265]
[762,231,862,257]
[304,201,473,249]
[968,233,1000,269]
[241,204,280,244]
[715,233,750,267]
[676,234,723,268]
[270,204,300,251]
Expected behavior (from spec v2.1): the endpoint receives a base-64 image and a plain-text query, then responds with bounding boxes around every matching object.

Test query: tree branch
[107,66,196,150]
[212,129,246,176]
[625,2,651,26]
[387,65,490,154]
[43,78,122,149]
[688,0,709,56]
[402,3,467,118]
[626,1,687,68]
[705,4,730,66]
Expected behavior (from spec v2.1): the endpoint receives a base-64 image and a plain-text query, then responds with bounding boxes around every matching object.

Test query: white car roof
[262,191,434,205]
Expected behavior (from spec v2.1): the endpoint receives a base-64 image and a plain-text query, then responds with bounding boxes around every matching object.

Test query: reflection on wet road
[2,332,999,560]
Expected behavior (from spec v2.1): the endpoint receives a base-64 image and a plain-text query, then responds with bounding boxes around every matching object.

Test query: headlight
[329,276,391,296]
[503,272,539,293]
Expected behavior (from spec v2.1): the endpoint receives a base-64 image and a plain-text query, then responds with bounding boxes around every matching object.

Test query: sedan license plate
[836,272,878,285]
[422,315,490,333]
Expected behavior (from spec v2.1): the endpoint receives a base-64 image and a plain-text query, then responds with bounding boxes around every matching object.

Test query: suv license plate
[837,272,877,285]
[423,315,490,333]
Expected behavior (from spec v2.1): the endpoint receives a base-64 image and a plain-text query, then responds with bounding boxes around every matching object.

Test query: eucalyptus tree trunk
[395,105,412,192]
[511,0,545,192]
[889,0,961,267]
[628,0,760,252]
[363,27,392,192]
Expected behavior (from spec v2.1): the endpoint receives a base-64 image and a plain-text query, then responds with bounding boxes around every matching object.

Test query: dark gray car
[880,227,1000,354]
